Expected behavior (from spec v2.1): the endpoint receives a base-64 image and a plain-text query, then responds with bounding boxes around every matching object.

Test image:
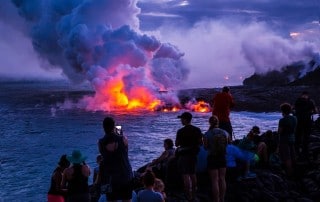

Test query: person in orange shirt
[212,86,235,141]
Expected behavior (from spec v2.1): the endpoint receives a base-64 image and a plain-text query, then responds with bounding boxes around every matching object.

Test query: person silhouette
[212,86,235,140]
[98,117,133,202]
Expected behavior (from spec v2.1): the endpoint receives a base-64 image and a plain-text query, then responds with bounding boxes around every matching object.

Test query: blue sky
[0,0,319,88]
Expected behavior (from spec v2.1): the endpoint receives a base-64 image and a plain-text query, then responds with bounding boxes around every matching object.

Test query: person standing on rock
[98,117,133,202]
[47,154,70,202]
[294,91,317,160]
[61,150,91,202]
[203,115,228,202]
[175,112,203,201]
[212,86,235,141]
[278,103,297,177]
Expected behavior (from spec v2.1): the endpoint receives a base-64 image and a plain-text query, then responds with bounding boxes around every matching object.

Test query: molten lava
[96,77,162,111]
[192,101,211,112]
[85,72,210,113]
[185,100,211,113]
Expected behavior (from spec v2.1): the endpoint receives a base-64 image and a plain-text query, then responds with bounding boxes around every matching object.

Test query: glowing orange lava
[190,101,211,113]
[98,77,162,111]
[86,71,210,113]
[186,100,211,113]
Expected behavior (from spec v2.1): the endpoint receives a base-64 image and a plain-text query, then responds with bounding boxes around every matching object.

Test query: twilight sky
[0,0,319,88]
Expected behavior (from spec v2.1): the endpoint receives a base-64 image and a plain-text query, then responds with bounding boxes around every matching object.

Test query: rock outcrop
[178,85,320,112]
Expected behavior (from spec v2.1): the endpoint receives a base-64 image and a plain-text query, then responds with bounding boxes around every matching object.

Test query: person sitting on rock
[147,138,176,180]
[238,126,268,167]
[226,139,259,181]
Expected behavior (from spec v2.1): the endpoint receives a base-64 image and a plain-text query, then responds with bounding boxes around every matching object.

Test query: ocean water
[0,80,281,202]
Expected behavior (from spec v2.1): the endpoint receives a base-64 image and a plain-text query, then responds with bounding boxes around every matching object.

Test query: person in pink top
[212,86,235,140]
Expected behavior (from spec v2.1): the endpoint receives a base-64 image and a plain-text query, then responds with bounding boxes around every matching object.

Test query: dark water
[0,80,280,202]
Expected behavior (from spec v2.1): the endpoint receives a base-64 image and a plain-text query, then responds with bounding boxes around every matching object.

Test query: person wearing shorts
[175,112,203,201]
[204,115,228,202]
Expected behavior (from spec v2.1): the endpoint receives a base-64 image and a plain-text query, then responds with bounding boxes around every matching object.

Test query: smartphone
[115,125,122,135]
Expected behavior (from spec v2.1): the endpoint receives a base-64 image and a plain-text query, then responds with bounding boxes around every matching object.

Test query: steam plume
[6,0,189,110]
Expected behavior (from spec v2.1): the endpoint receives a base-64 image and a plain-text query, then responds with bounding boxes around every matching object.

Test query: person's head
[177,112,192,125]
[142,170,156,187]
[164,138,174,150]
[154,178,165,192]
[67,150,87,165]
[251,126,260,135]
[248,126,260,139]
[58,154,70,168]
[280,103,292,115]
[222,86,230,93]
[209,115,219,128]
[103,117,115,133]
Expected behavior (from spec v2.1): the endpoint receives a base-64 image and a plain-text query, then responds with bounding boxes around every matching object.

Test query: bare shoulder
[63,167,73,178]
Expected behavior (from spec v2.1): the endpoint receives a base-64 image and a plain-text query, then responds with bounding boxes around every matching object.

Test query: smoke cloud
[1,0,319,92]
[0,1,61,79]
[154,19,318,88]
[2,0,190,110]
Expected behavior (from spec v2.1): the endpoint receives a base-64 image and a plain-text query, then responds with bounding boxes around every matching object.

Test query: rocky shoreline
[163,124,320,202]
[178,85,320,112]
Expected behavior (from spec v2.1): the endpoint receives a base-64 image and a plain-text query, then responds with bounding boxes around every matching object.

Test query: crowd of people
[47,87,318,202]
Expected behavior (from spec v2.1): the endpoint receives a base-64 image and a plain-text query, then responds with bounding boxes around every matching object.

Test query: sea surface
[0,80,281,202]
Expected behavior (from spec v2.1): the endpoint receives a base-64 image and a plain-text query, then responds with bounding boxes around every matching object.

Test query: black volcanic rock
[290,67,320,86]
[193,57,320,112]
[243,58,320,87]
[243,62,306,87]
[178,85,320,112]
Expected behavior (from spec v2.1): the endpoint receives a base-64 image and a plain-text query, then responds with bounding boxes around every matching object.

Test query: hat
[67,150,87,164]
[251,126,260,134]
[177,112,192,121]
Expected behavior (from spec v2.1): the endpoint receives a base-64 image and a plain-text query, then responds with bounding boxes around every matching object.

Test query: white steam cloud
[154,20,318,88]
[0,0,192,110]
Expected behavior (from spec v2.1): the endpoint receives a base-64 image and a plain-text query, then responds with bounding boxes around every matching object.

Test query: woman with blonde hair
[204,115,228,202]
